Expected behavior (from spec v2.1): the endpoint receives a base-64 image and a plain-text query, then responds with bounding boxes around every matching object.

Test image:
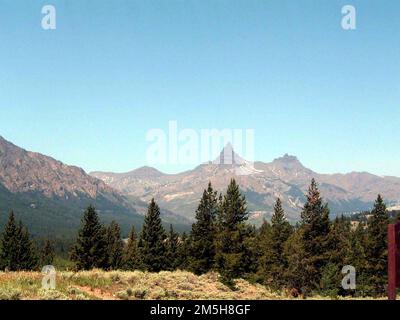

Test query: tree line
[0,178,392,297]
[0,212,54,270]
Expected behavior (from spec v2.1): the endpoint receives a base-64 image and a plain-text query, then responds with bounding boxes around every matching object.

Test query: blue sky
[0,0,399,176]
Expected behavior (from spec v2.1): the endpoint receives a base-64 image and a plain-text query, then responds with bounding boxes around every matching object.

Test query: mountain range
[1,136,399,238]
[91,144,400,224]
[0,136,186,238]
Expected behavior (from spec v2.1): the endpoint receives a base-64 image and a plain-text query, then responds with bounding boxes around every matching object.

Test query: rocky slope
[0,136,126,201]
[0,136,147,236]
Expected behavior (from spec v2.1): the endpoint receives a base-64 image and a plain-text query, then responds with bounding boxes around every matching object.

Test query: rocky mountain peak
[212,143,246,165]
[129,166,165,178]
[272,153,304,168]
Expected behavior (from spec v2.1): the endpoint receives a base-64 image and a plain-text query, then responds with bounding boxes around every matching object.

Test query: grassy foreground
[0,270,389,300]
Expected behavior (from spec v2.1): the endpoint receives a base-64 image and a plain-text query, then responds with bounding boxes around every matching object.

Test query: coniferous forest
[0,178,394,298]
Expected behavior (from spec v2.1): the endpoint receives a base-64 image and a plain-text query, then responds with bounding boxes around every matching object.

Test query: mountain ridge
[0,136,189,237]
[90,146,400,223]
[1,135,399,232]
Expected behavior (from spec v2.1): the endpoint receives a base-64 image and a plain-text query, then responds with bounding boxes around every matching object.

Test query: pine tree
[17,222,38,271]
[297,179,330,294]
[325,216,351,266]
[70,205,108,270]
[259,198,292,289]
[348,221,367,270]
[253,220,272,283]
[347,221,370,296]
[41,239,55,266]
[166,225,180,270]
[240,223,258,275]
[270,199,293,267]
[320,216,352,296]
[365,194,389,296]
[0,211,19,271]
[189,182,218,275]
[138,199,166,272]
[284,227,308,296]
[106,221,123,270]
[0,212,38,271]
[176,232,190,270]
[258,219,272,239]
[123,225,139,270]
[215,179,248,286]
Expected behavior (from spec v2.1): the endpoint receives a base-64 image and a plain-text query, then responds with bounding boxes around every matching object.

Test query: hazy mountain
[91,145,400,224]
[0,136,188,237]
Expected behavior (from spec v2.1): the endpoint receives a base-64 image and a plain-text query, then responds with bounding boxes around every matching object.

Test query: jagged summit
[272,153,304,167]
[274,153,300,163]
[212,143,246,165]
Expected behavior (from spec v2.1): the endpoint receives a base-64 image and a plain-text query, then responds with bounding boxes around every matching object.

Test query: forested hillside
[0,178,393,298]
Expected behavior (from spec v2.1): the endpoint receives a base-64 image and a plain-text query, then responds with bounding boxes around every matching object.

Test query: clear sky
[0,0,399,176]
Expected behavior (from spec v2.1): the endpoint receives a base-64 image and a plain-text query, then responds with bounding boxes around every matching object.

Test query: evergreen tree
[347,221,370,296]
[166,225,180,270]
[325,216,351,266]
[138,199,166,272]
[215,179,248,286]
[0,211,19,271]
[365,194,389,296]
[259,198,292,289]
[70,205,108,270]
[17,222,38,271]
[258,219,272,238]
[41,239,55,266]
[348,221,367,270]
[0,212,38,271]
[240,223,258,276]
[106,221,123,270]
[318,263,341,297]
[284,227,308,295]
[253,220,271,283]
[123,225,139,270]
[188,182,218,275]
[176,232,190,270]
[296,179,330,294]
[320,216,352,296]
